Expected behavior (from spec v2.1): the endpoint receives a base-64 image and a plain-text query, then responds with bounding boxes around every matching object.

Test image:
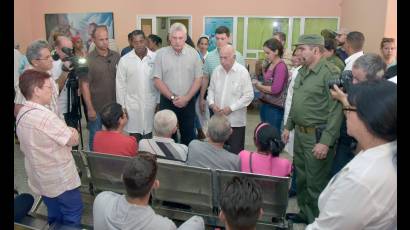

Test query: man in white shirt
[343,31,365,71]
[207,45,254,154]
[116,30,158,142]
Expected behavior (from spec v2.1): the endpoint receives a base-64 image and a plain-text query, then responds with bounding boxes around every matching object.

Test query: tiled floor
[14,103,306,229]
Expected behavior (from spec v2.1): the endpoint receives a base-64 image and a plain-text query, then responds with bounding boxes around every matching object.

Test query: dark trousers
[225,126,246,154]
[14,193,34,222]
[159,95,196,146]
[130,132,153,144]
[330,120,355,177]
[42,188,83,227]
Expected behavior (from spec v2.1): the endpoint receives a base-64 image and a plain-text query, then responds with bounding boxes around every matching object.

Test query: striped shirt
[16,101,80,197]
[139,136,188,163]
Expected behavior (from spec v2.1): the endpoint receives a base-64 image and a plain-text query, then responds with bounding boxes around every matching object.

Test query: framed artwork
[45,12,114,50]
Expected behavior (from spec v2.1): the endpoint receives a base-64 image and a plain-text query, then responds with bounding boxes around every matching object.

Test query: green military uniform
[327,55,345,72]
[285,35,343,224]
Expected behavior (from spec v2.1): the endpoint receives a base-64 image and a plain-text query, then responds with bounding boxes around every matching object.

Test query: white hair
[169,22,187,36]
[154,110,178,137]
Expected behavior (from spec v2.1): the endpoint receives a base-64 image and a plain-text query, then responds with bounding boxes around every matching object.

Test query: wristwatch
[170,95,176,101]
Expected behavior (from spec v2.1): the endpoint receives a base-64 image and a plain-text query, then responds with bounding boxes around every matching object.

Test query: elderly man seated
[139,110,188,163]
[186,114,240,171]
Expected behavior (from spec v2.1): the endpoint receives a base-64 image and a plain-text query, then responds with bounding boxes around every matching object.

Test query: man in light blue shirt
[199,26,246,114]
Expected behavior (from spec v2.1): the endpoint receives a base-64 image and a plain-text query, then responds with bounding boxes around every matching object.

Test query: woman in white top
[307,80,397,230]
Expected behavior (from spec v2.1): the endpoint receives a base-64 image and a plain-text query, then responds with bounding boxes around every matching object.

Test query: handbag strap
[249,152,254,173]
[16,108,38,129]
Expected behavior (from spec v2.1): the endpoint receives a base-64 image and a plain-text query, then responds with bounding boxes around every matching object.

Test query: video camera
[61,47,89,76]
[327,70,353,92]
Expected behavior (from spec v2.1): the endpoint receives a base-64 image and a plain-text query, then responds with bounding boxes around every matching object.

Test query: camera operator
[329,53,386,177]
[51,35,75,121]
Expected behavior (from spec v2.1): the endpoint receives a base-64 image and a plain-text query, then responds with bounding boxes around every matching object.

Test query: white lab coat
[116,49,158,134]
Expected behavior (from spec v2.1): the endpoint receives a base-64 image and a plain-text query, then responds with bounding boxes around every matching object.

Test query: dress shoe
[286,213,308,224]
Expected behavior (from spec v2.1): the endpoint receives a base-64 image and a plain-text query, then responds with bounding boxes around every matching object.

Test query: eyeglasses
[36,55,52,61]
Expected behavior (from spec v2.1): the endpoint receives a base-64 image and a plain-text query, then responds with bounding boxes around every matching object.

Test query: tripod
[65,70,84,149]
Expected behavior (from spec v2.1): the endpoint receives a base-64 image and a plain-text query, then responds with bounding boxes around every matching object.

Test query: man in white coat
[116,30,158,142]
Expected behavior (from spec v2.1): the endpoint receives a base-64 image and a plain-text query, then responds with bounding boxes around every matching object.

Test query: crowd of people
[14,21,396,229]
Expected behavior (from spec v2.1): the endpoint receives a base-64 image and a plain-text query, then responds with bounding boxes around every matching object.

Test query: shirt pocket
[231,81,242,97]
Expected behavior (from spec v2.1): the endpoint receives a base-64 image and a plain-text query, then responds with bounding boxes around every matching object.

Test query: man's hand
[282,129,290,144]
[312,143,329,159]
[62,60,73,71]
[199,98,206,115]
[330,85,348,106]
[87,108,97,121]
[210,104,223,115]
[173,95,189,108]
[222,107,232,116]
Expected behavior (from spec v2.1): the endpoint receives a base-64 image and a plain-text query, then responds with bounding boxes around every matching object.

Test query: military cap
[294,34,324,46]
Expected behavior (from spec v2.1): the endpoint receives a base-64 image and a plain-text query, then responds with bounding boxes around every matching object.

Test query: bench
[81,150,131,195]
[80,151,291,229]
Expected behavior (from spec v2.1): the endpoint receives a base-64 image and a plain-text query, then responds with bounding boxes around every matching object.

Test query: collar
[153,136,176,143]
[23,101,50,111]
[345,51,364,64]
[222,61,240,74]
[129,48,155,62]
[172,45,188,56]
[300,57,326,75]
[345,141,397,171]
[90,49,113,58]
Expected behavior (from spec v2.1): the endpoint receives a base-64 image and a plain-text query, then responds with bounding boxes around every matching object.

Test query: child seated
[239,122,291,177]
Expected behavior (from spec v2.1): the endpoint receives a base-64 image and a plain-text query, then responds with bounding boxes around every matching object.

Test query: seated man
[219,176,263,230]
[139,110,188,163]
[93,103,137,157]
[186,114,240,171]
[93,152,204,230]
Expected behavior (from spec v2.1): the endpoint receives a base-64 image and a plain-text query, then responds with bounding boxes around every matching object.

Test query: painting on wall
[45,12,114,50]
[204,17,234,51]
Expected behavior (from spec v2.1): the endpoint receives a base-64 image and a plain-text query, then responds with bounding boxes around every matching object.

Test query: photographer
[329,53,386,177]
[51,35,74,121]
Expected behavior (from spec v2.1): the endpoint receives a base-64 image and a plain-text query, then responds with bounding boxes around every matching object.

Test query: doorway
[137,15,192,48]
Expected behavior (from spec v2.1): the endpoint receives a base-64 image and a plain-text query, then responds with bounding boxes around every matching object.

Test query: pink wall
[385,0,397,43]
[14,0,343,53]
[340,0,396,53]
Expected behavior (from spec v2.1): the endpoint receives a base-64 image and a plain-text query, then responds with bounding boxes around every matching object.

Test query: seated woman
[306,80,397,229]
[93,103,137,157]
[239,122,291,177]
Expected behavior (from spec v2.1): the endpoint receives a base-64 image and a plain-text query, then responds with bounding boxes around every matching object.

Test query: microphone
[107,60,111,64]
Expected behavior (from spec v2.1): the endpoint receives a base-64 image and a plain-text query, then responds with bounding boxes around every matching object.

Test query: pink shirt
[16,101,80,198]
[239,150,292,177]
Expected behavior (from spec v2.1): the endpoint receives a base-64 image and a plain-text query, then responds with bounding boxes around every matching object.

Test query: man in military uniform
[323,38,345,72]
[282,34,343,224]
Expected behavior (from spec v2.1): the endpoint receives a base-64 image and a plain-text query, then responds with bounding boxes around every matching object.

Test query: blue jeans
[260,103,284,133]
[87,114,102,151]
[42,188,83,227]
[14,193,34,222]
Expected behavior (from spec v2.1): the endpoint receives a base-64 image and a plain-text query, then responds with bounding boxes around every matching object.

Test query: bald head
[220,45,236,71]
